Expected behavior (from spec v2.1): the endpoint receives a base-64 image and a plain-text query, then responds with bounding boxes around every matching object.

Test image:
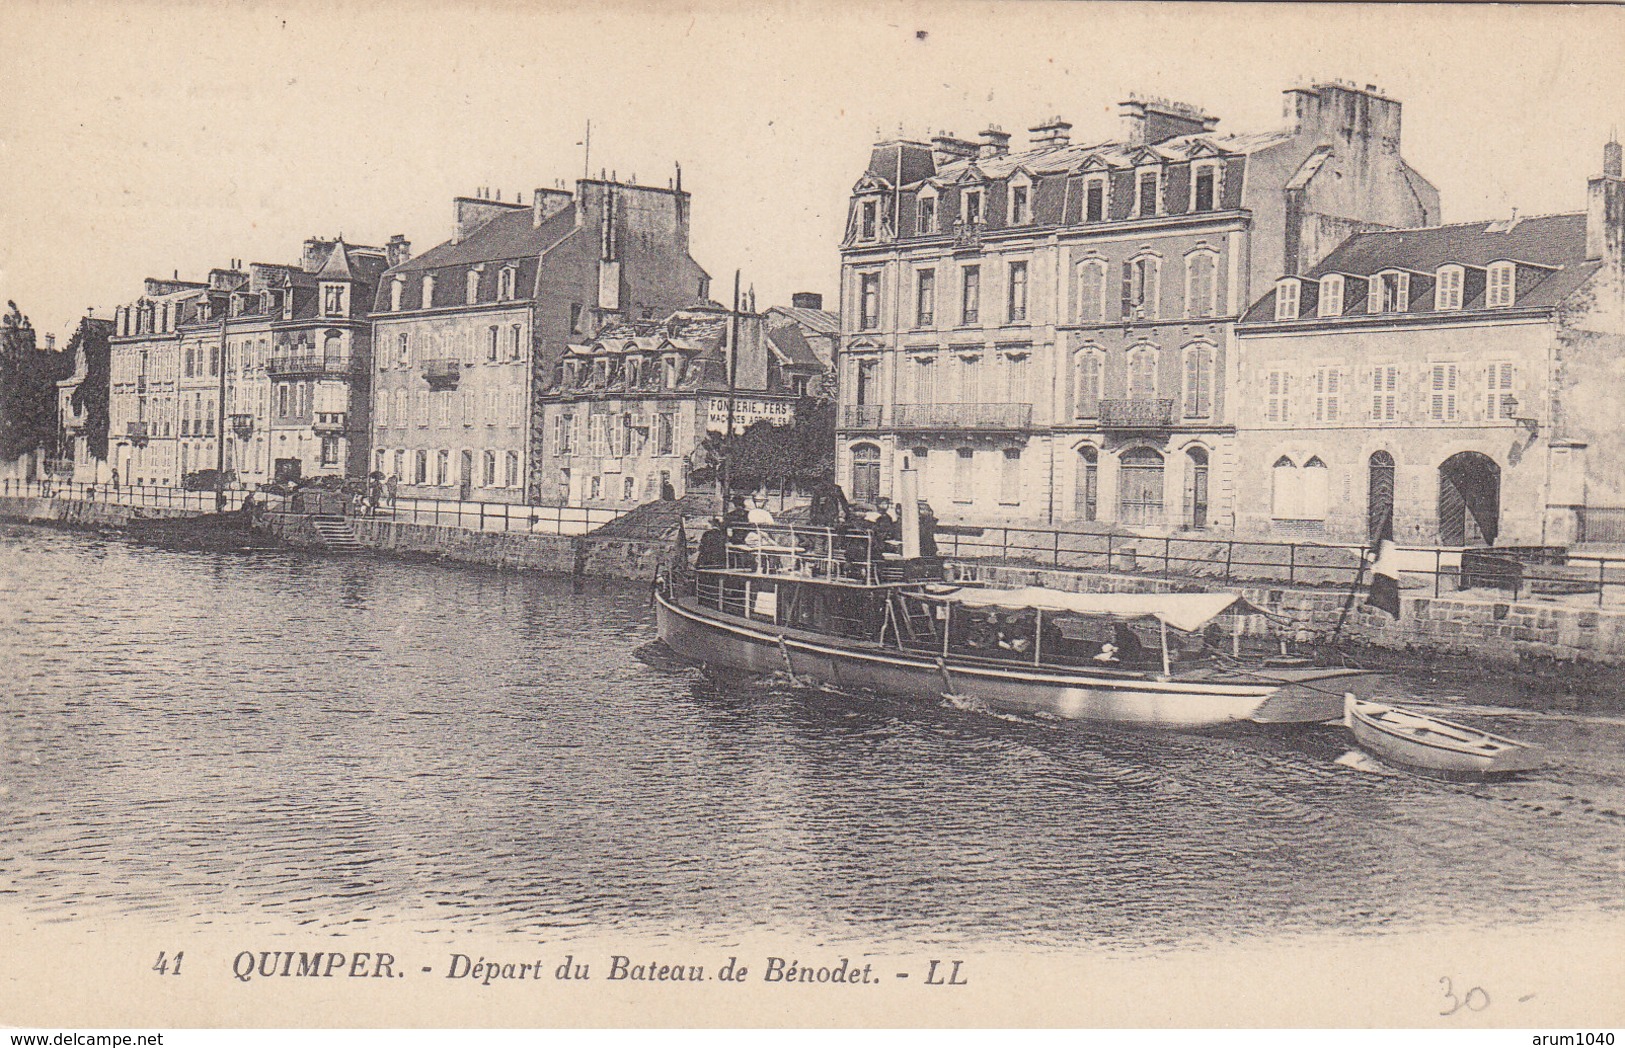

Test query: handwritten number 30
[1440,977,1490,1015]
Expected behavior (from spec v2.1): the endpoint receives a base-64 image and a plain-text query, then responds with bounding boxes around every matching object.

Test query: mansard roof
[915,128,1283,185]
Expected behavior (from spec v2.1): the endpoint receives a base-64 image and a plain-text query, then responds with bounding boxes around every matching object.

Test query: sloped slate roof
[919,128,1295,185]
[766,324,823,369]
[769,305,839,335]
[389,205,577,273]
[1240,212,1596,323]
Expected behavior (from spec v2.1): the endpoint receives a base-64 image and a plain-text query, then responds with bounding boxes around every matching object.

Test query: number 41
[152,951,184,976]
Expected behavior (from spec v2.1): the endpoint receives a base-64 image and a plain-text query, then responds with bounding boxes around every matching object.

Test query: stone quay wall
[953,561,1625,669]
[9,491,1625,669]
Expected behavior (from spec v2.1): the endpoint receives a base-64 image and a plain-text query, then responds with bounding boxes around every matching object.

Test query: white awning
[931,587,1258,632]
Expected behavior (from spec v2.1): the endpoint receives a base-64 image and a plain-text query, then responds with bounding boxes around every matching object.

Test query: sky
[1,0,1622,340]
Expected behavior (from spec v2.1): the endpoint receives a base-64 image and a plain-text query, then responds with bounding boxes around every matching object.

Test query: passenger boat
[1343,696,1545,779]
[124,506,278,552]
[654,518,1380,729]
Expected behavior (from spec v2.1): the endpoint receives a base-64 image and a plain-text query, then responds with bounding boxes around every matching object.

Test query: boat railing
[711,522,914,585]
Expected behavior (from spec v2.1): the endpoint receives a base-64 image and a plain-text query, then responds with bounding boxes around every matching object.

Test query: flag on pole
[1366,519,1402,618]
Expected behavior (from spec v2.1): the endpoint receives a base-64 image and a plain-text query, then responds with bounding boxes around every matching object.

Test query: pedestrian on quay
[385,473,399,509]
[110,467,120,492]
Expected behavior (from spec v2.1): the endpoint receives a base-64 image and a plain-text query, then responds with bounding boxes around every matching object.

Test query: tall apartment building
[1234,142,1625,548]
[368,179,710,503]
[836,80,1438,530]
[110,237,393,488]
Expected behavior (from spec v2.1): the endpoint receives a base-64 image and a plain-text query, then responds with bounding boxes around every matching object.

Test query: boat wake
[1333,749,1401,776]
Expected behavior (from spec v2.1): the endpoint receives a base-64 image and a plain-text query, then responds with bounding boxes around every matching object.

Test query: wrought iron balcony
[266,354,358,378]
[952,218,985,252]
[312,412,347,433]
[840,402,1034,431]
[840,404,888,430]
[422,358,461,390]
[228,412,255,437]
[1099,398,1176,430]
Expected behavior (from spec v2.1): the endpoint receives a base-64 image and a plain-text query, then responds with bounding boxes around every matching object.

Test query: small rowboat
[1343,695,1545,779]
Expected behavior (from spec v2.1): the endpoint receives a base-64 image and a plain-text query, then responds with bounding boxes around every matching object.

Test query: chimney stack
[1119,95,1217,146]
[1587,138,1625,268]
[532,186,573,227]
[930,132,979,166]
[1029,117,1073,148]
[385,234,412,268]
[978,127,1011,159]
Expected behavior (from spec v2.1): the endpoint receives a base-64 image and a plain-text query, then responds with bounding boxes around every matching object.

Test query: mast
[720,269,740,513]
[215,311,228,510]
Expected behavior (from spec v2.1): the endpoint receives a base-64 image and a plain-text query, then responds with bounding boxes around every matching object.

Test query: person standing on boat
[696,519,729,569]
[724,495,750,544]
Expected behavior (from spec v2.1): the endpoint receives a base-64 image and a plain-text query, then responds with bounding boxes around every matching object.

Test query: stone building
[835,80,1438,529]
[534,303,828,508]
[111,237,392,488]
[1233,142,1625,548]
[368,179,710,503]
[109,279,208,486]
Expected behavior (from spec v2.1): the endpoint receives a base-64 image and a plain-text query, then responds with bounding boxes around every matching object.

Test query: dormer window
[1135,168,1160,217]
[626,357,642,387]
[1487,262,1516,307]
[663,355,679,389]
[962,189,983,227]
[465,267,482,305]
[1275,278,1301,321]
[390,278,404,311]
[322,284,346,317]
[421,275,435,310]
[498,266,516,300]
[861,200,878,240]
[1435,265,1465,310]
[1372,271,1410,313]
[1318,275,1344,317]
[1007,175,1032,225]
[916,190,937,235]
[1083,175,1107,222]
[1191,162,1219,212]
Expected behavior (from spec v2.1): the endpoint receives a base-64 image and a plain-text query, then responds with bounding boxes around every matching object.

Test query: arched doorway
[1075,446,1098,521]
[850,443,881,504]
[1118,447,1164,526]
[1438,452,1500,546]
[1368,451,1395,542]
[1184,447,1209,529]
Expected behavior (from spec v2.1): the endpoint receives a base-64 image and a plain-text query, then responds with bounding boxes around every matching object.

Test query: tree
[695,397,837,493]
[66,317,112,461]
[0,301,69,462]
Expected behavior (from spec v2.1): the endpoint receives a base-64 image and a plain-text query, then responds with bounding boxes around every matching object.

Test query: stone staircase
[311,515,363,552]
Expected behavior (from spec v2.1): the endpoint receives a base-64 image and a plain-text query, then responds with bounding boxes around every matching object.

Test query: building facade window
[1122,256,1159,320]
[1374,271,1410,313]
[961,265,980,324]
[498,267,515,300]
[1183,343,1214,419]
[1319,275,1344,317]
[1135,169,1160,216]
[916,193,937,235]
[1313,367,1343,422]
[1007,261,1028,322]
[1486,362,1516,419]
[953,447,974,503]
[861,200,878,240]
[505,451,519,487]
[1184,250,1217,319]
[1008,180,1030,225]
[962,189,983,227]
[1371,365,1399,421]
[1084,176,1106,222]
[1074,348,1103,418]
[414,449,428,484]
[466,269,482,305]
[999,448,1021,505]
[1127,344,1158,400]
[1487,262,1516,306]
[421,275,435,309]
[323,285,345,316]
[1266,369,1292,423]
[1436,265,1464,310]
[390,279,404,311]
[1429,362,1459,421]
[859,272,881,330]
[1078,259,1107,323]
[487,326,499,362]
[1275,279,1300,321]
[915,269,935,327]
[1191,163,1218,211]
[851,443,881,503]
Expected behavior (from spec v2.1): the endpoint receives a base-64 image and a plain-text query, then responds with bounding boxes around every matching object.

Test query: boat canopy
[928,587,1261,633]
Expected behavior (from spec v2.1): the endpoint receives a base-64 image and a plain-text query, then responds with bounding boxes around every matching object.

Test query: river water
[2,525,1622,952]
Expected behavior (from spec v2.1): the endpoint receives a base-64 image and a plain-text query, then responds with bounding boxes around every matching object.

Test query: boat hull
[656,590,1370,729]
[1344,697,1545,779]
